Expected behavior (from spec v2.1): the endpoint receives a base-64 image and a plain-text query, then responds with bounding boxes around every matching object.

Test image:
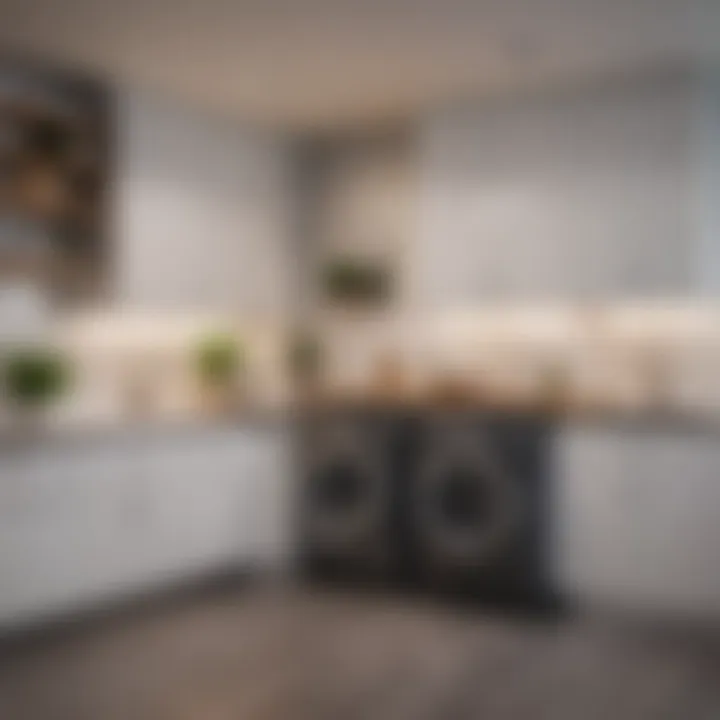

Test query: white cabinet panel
[142,427,292,579]
[0,426,292,627]
[242,431,293,569]
[553,428,638,602]
[0,453,58,621]
[116,93,293,313]
[145,432,247,577]
[414,77,693,302]
[556,426,720,619]
[0,445,145,623]
[621,436,720,616]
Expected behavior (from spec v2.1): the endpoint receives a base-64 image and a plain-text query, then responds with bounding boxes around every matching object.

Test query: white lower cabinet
[0,445,143,623]
[243,431,293,569]
[145,430,259,578]
[556,426,720,620]
[0,426,291,628]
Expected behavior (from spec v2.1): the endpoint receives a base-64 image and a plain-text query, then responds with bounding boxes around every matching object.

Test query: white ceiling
[0,0,707,131]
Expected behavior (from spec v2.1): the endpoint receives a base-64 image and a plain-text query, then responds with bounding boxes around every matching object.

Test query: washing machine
[408,411,558,610]
[296,409,412,586]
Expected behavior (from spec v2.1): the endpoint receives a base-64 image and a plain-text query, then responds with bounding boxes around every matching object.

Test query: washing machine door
[303,424,389,551]
[415,431,523,567]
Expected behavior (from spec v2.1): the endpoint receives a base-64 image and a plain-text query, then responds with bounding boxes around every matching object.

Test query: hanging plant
[322,256,392,305]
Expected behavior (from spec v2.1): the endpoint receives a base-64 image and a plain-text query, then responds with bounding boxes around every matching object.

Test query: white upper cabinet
[114,93,294,314]
[412,74,696,303]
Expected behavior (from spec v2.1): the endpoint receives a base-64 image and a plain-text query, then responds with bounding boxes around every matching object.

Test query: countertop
[294,395,720,436]
[2,396,720,452]
[0,406,292,453]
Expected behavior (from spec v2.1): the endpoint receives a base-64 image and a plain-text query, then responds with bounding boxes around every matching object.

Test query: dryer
[296,409,411,586]
[408,412,557,610]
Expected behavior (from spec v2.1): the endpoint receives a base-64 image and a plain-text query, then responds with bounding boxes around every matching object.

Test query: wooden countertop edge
[1,400,719,451]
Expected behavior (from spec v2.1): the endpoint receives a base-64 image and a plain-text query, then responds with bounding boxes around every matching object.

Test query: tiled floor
[0,584,718,719]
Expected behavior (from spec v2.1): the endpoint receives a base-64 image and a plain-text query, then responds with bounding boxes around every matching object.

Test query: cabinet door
[625,435,720,618]
[554,427,642,604]
[48,448,125,605]
[0,451,62,622]
[240,430,292,569]
[145,430,253,579]
[197,430,258,565]
[0,445,139,623]
[83,442,155,596]
[556,427,720,619]
[416,86,692,303]
[416,128,518,303]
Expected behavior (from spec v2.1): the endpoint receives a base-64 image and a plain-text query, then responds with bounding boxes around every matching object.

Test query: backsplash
[3,303,720,430]
[37,312,291,426]
[317,303,720,412]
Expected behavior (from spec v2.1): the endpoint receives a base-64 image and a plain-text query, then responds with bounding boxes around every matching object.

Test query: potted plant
[1,346,72,432]
[322,256,392,307]
[287,330,323,399]
[193,332,245,415]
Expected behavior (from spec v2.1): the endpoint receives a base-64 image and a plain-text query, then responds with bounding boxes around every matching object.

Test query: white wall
[411,73,696,305]
[308,132,417,310]
[113,92,295,315]
[694,67,720,293]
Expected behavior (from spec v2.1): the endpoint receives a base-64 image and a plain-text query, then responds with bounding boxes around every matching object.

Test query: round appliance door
[415,435,523,567]
[304,426,388,550]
